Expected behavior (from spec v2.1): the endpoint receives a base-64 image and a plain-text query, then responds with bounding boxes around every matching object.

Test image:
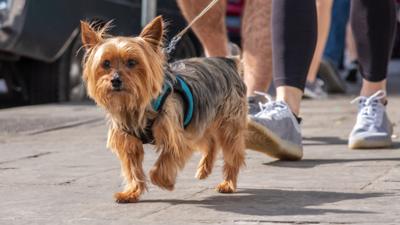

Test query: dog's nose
[111,73,122,90]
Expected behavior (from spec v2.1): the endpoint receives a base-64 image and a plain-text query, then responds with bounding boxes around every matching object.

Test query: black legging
[272,0,396,90]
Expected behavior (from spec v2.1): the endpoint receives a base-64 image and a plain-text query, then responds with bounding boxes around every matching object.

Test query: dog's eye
[127,59,137,68]
[102,60,111,69]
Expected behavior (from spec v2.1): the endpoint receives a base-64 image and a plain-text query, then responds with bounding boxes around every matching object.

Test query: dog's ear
[140,15,164,49]
[80,21,102,49]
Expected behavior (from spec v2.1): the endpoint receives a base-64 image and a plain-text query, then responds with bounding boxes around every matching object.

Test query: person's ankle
[360,80,387,103]
[276,86,302,116]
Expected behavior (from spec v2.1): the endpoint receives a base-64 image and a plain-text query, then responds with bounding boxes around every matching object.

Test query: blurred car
[0,0,202,106]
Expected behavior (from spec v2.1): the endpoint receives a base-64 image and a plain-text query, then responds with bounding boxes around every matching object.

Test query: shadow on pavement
[303,136,348,145]
[391,141,400,149]
[264,157,400,169]
[142,188,389,216]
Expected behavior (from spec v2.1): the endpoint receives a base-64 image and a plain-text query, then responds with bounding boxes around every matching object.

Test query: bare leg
[307,0,333,83]
[346,23,358,63]
[276,86,303,116]
[242,0,273,95]
[177,0,228,57]
[360,79,387,100]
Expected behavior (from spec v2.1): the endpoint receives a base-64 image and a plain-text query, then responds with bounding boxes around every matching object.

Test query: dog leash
[165,0,220,56]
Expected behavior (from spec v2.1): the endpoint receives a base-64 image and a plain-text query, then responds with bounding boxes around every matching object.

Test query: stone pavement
[1,62,400,224]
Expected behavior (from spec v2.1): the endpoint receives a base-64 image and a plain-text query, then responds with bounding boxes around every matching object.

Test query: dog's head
[80,16,165,113]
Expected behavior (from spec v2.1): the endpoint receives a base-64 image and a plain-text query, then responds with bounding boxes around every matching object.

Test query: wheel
[0,62,28,107]
[20,35,87,104]
[20,57,61,104]
[59,36,87,102]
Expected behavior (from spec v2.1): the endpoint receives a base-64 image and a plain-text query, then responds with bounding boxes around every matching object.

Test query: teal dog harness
[134,75,194,144]
[151,76,194,127]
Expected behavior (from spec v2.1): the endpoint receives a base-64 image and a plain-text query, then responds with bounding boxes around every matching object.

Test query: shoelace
[350,90,386,126]
[253,91,288,119]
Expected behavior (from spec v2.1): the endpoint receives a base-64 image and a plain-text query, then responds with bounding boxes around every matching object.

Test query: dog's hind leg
[195,135,218,180]
[108,129,146,203]
[216,122,246,193]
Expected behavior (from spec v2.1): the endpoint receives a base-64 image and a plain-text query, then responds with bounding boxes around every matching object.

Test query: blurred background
[0,0,399,108]
[0,0,206,108]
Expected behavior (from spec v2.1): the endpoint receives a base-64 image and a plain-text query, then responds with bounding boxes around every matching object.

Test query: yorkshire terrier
[80,16,247,203]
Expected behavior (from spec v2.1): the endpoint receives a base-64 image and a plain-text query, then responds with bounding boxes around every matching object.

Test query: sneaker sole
[246,119,303,161]
[349,138,392,149]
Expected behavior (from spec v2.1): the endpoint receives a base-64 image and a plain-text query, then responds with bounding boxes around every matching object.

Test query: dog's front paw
[216,181,236,194]
[114,191,140,203]
[150,168,175,191]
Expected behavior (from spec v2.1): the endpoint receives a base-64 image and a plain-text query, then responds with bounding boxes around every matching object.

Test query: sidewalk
[1,61,400,224]
[0,95,399,225]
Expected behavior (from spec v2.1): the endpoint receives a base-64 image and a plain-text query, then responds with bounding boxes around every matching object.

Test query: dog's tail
[226,43,244,78]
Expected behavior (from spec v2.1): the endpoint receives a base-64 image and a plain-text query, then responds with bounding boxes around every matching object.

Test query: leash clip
[165,35,182,56]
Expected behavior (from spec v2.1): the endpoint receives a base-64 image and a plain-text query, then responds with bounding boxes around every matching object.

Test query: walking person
[178,0,396,155]
[254,0,396,151]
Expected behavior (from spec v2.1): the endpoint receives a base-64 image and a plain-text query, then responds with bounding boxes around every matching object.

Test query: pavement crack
[0,151,53,165]
[55,167,119,186]
[25,118,103,135]
[26,152,51,159]
[57,180,75,185]
[0,167,17,170]
[360,166,394,190]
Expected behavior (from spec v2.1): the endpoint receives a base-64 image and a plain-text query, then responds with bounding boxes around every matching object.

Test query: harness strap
[133,75,194,144]
[152,81,173,111]
[175,76,194,127]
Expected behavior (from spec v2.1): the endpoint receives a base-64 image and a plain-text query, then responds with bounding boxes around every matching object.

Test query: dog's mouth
[112,86,123,92]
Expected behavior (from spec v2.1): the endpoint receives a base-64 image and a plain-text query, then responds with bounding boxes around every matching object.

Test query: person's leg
[306,0,333,84]
[345,23,357,63]
[242,0,273,96]
[273,0,317,115]
[314,0,349,93]
[248,0,317,158]
[177,0,228,57]
[344,23,359,82]
[323,0,351,67]
[304,0,333,99]
[351,0,396,99]
[348,0,396,149]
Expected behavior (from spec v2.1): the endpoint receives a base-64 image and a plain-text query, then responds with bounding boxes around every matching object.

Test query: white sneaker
[349,90,393,149]
[247,92,303,160]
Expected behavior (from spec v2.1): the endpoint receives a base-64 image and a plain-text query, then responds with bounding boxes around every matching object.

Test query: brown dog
[80,16,247,203]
